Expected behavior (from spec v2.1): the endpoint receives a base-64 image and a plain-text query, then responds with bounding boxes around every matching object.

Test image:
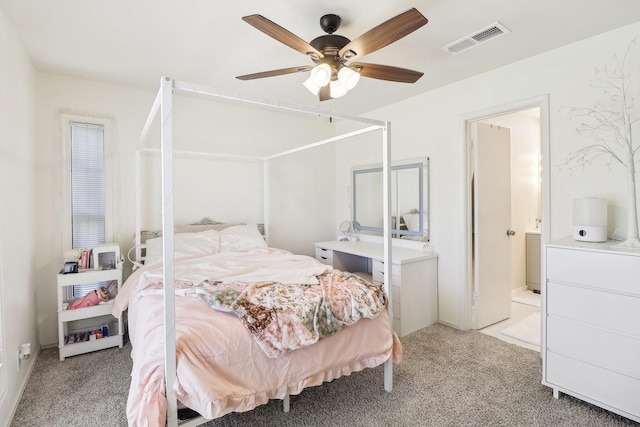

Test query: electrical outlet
[17,343,31,371]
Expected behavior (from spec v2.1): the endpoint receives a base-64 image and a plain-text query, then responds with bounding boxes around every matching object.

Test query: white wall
[365,21,640,328]
[266,144,337,256]
[0,8,38,425]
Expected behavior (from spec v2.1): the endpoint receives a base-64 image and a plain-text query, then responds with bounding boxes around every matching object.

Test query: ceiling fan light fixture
[330,79,348,98]
[337,66,360,90]
[310,63,332,86]
[303,76,321,95]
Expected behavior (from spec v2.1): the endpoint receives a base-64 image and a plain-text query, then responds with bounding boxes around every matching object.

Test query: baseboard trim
[6,347,40,427]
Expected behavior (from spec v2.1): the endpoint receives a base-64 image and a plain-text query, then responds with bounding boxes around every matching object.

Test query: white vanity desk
[315,237,438,337]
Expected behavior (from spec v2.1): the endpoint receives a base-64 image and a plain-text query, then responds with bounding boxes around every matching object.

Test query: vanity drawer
[391,285,400,303]
[392,301,400,320]
[372,260,401,280]
[372,270,383,284]
[392,318,401,335]
[315,247,333,265]
[373,271,400,287]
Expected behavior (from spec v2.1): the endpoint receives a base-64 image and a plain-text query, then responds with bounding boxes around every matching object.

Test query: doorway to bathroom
[463,96,550,347]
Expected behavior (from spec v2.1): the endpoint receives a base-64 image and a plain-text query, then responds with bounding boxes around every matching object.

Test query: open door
[473,122,513,329]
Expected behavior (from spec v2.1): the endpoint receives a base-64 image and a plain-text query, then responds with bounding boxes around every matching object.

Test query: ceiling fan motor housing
[310,34,350,56]
[319,14,341,34]
[311,14,352,65]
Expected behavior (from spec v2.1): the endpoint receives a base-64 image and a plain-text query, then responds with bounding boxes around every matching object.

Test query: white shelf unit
[543,238,640,423]
[315,238,438,337]
[57,268,124,361]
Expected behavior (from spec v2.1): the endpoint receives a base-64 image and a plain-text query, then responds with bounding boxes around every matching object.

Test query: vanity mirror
[352,158,429,240]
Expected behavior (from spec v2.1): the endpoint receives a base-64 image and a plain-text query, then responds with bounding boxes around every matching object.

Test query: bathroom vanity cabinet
[526,231,541,292]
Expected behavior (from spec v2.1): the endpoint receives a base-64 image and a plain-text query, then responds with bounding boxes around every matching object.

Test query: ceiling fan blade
[236,66,312,80]
[351,62,424,83]
[319,84,331,101]
[339,8,427,61]
[243,15,324,59]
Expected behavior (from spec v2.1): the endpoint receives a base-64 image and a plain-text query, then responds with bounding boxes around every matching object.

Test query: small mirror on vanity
[352,158,429,241]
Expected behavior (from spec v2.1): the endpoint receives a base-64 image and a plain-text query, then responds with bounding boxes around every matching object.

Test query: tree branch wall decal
[560,39,640,248]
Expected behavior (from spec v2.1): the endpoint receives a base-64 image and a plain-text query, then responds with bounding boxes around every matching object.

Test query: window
[71,122,106,251]
[63,116,114,298]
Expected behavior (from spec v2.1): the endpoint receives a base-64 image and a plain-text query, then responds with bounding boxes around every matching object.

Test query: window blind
[70,122,106,298]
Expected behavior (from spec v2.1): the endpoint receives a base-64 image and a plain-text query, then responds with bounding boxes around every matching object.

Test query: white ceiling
[3,0,640,115]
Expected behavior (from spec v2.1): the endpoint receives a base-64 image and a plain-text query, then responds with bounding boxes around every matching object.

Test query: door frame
[459,95,551,331]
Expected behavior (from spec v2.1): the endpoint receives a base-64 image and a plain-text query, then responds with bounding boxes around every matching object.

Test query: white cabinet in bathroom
[543,238,640,423]
[526,232,541,292]
[315,238,438,337]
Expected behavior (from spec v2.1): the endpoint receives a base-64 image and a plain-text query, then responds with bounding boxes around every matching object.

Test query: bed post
[135,148,141,259]
[137,89,162,262]
[160,76,179,427]
[382,121,393,393]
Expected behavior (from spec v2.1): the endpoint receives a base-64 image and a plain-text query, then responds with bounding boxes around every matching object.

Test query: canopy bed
[117,77,399,426]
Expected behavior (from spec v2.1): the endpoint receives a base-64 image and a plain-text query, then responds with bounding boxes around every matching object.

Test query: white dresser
[315,238,438,337]
[544,238,640,422]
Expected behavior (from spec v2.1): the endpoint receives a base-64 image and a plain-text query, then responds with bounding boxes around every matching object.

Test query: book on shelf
[79,249,92,270]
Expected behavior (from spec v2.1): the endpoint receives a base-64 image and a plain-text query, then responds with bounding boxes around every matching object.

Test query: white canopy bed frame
[136,76,394,427]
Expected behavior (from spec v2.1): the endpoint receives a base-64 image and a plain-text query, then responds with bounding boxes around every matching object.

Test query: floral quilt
[137,269,387,358]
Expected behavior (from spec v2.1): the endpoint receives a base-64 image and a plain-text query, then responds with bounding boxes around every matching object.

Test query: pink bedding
[114,248,399,426]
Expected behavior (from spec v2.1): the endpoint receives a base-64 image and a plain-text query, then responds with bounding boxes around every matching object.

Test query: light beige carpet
[12,323,637,426]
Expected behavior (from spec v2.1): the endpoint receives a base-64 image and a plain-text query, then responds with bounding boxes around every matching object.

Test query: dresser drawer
[546,351,640,418]
[547,282,640,336]
[547,247,640,295]
[315,247,333,265]
[546,316,640,378]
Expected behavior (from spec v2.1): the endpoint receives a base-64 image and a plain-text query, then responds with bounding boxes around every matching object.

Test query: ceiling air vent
[442,22,510,55]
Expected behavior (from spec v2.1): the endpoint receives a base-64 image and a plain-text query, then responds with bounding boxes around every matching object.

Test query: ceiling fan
[236,8,428,101]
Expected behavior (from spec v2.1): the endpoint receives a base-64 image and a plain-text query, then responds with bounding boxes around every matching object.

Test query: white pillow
[144,229,220,265]
[403,213,427,232]
[219,224,267,252]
